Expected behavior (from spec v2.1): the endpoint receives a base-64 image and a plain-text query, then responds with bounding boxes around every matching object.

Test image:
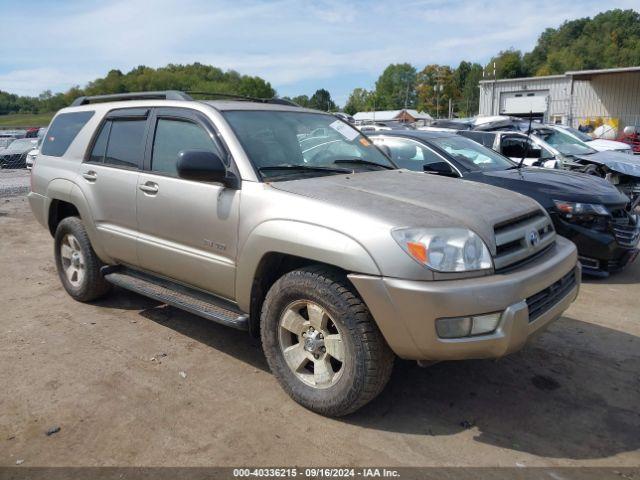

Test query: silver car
[28,91,579,416]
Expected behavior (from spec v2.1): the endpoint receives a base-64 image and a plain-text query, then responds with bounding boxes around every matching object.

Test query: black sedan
[369,130,640,276]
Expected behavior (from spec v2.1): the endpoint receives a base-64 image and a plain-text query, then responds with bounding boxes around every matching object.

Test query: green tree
[488,49,526,79]
[416,64,457,118]
[458,63,483,116]
[373,63,417,110]
[524,9,640,75]
[344,88,373,115]
[308,89,336,111]
[289,95,311,107]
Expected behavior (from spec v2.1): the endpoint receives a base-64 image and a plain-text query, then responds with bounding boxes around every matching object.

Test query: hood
[271,169,543,249]
[466,167,628,209]
[587,138,632,152]
[574,150,640,178]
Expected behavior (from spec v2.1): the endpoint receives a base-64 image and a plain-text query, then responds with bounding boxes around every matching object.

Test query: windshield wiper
[333,159,394,169]
[258,164,352,175]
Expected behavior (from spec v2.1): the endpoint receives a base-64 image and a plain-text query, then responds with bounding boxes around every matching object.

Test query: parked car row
[29,91,584,416]
[0,127,45,169]
[369,130,639,276]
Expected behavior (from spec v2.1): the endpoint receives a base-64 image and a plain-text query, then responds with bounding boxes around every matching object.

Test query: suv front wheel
[261,266,394,416]
[54,216,111,302]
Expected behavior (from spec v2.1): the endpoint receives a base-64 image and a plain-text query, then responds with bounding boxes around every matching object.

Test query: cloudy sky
[1,0,637,104]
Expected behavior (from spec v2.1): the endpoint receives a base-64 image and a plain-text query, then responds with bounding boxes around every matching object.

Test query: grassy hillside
[0,112,54,128]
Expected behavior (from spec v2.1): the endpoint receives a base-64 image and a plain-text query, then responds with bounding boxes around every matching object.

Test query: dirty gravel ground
[0,194,639,467]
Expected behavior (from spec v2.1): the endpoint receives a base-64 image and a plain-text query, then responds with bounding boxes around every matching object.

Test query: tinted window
[152,119,219,175]
[41,111,94,157]
[104,119,146,168]
[89,121,111,163]
[458,131,496,148]
[501,136,553,160]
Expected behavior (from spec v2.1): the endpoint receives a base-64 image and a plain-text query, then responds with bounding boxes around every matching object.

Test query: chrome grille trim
[494,210,556,272]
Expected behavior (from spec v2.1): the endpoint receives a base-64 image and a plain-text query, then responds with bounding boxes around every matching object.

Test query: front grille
[494,210,556,272]
[618,182,640,204]
[0,153,27,169]
[609,210,640,248]
[526,269,577,323]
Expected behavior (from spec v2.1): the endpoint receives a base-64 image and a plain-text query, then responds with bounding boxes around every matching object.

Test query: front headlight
[391,227,492,272]
[553,200,609,217]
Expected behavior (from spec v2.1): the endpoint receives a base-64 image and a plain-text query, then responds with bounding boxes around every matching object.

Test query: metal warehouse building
[479,66,640,133]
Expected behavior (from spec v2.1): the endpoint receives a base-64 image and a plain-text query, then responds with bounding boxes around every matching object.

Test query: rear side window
[41,111,94,157]
[89,121,110,163]
[151,118,220,175]
[89,118,146,168]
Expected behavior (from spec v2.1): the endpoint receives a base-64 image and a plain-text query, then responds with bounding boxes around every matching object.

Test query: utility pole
[483,62,497,115]
[448,98,453,119]
[435,84,443,119]
[404,79,410,110]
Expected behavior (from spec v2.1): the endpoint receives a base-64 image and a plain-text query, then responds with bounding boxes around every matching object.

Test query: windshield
[534,128,597,156]
[223,111,395,180]
[429,135,516,171]
[560,126,593,142]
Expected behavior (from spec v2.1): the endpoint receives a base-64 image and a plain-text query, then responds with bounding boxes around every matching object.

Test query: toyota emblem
[529,230,541,247]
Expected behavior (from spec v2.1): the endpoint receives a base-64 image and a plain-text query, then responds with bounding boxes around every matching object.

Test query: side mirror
[176,150,239,189]
[423,161,455,176]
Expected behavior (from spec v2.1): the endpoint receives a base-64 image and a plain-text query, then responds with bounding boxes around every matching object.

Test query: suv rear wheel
[54,217,111,302]
[261,266,394,416]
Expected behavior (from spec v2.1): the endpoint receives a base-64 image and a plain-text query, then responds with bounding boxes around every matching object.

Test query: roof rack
[70,90,301,108]
[71,91,193,106]
[185,91,300,107]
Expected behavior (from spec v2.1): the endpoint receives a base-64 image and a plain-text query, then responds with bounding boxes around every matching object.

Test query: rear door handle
[139,182,159,195]
[82,171,97,182]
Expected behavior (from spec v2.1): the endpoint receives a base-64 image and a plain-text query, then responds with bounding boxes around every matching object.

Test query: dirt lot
[0,192,639,468]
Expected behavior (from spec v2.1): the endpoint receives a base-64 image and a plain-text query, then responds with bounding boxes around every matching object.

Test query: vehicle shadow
[95,290,639,460]
[94,288,269,372]
[344,316,640,460]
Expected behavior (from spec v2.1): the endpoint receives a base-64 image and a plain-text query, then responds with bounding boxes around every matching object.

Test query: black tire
[54,216,111,302]
[261,266,394,416]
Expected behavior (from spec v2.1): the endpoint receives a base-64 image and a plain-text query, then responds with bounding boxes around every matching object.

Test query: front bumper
[349,236,579,361]
[552,215,639,274]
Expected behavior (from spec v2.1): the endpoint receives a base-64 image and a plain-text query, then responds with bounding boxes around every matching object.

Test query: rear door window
[105,120,146,168]
[88,117,147,169]
[41,111,94,157]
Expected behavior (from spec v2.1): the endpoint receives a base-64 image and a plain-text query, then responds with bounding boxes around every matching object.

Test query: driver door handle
[139,182,159,195]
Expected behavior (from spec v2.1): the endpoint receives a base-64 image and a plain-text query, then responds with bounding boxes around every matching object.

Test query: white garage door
[501,91,548,115]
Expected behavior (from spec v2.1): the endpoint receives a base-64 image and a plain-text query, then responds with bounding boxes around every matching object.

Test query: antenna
[517,111,534,169]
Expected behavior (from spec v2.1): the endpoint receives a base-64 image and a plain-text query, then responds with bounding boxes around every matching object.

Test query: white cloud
[0,0,637,103]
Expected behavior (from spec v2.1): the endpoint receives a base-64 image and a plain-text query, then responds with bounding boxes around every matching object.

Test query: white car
[357,124,392,133]
[553,124,633,155]
[25,148,39,170]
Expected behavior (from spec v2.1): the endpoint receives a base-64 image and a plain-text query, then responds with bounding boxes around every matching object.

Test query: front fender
[235,220,381,311]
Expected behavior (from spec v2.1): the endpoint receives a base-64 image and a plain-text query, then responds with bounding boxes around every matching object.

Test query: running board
[102,267,249,331]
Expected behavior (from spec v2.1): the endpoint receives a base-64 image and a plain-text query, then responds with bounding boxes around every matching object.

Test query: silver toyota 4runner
[29,91,580,416]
